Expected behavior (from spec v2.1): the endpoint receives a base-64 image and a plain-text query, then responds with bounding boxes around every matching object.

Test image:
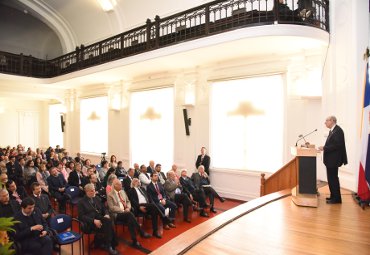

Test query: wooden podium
[290,146,319,207]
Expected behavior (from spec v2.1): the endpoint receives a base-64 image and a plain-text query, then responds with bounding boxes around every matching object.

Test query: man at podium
[318,116,348,204]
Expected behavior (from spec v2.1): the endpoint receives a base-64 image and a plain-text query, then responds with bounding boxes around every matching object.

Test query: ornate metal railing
[0,0,329,78]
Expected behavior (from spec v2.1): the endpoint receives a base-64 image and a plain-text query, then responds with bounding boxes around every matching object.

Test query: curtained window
[80,97,108,154]
[130,87,174,171]
[210,75,284,172]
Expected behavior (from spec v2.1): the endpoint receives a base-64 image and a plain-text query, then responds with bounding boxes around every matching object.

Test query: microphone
[295,129,317,146]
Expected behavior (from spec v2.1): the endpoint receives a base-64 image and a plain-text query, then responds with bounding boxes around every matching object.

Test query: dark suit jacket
[47,173,68,195]
[77,195,107,233]
[323,125,348,168]
[146,182,168,204]
[179,176,197,195]
[195,154,211,174]
[32,194,54,216]
[128,187,150,215]
[14,207,49,242]
[191,172,210,189]
[68,170,83,187]
[123,176,133,193]
[6,161,23,184]
[0,200,20,218]
[147,166,154,175]
[9,186,27,201]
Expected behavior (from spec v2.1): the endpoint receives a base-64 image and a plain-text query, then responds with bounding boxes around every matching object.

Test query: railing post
[155,15,160,48]
[146,18,152,50]
[260,173,266,197]
[205,4,210,34]
[19,53,24,75]
[273,0,279,22]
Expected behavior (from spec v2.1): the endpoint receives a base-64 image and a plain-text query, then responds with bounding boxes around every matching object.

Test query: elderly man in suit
[319,115,347,204]
[191,165,225,213]
[77,183,120,255]
[47,167,69,212]
[128,178,161,238]
[107,179,150,249]
[14,197,53,255]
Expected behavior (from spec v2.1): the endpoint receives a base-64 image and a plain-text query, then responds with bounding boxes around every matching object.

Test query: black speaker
[183,109,191,136]
[60,114,65,132]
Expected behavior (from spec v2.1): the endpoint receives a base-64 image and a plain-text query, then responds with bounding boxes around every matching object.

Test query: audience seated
[47,167,70,212]
[138,164,151,190]
[105,173,117,194]
[24,159,38,186]
[133,163,141,178]
[78,183,120,255]
[36,162,50,194]
[155,164,167,185]
[6,179,27,205]
[30,182,54,222]
[0,188,20,218]
[179,169,209,218]
[123,168,135,193]
[6,155,24,186]
[164,170,192,223]
[0,173,8,188]
[68,162,84,195]
[98,160,109,181]
[14,197,53,255]
[128,178,161,238]
[191,165,225,213]
[147,160,155,176]
[115,161,127,178]
[147,172,177,230]
[107,179,151,248]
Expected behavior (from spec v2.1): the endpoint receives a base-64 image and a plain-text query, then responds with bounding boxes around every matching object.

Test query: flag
[358,62,370,201]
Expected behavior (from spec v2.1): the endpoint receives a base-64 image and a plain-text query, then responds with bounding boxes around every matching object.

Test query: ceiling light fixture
[97,0,116,12]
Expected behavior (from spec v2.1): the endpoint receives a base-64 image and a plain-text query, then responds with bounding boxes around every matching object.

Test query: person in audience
[66,161,75,176]
[82,167,95,187]
[24,159,38,186]
[133,163,141,178]
[82,158,91,176]
[123,168,135,193]
[31,182,54,221]
[274,0,312,21]
[170,164,180,180]
[6,155,24,186]
[0,161,6,174]
[78,183,120,255]
[115,161,127,178]
[47,167,69,212]
[105,173,117,194]
[50,152,60,167]
[107,179,151,248]
[36,163,50,194]
[109,155,117,168]
[14,197,53,255]
[57,161,69,182]
[195,146,211,176]
[89,173,106,201]
[33,157,42,169]
[192,165,225,213]
[147,172,177,230]
[0,173,8,188]
[180,169,209,217]
[164,170,192,223]
[98,160,110,181]
[128,178,161,238]
[6,179,27,205]
[68,162,84,194]
[147,160,155,176]
[155,164,166,185]
[0,188,20,218]
[138,164,151,190]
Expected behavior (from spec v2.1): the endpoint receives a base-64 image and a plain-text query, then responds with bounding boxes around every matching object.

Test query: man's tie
[117,191,127,208]
[155,183,163,200]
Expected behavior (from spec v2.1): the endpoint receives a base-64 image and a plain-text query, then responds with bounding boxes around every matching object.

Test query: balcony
[0,0,329,78]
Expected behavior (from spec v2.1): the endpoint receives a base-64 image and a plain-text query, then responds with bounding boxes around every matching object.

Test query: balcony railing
[0,0,329,78]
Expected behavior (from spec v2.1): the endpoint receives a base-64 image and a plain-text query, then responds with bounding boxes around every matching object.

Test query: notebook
[58,232,76,241]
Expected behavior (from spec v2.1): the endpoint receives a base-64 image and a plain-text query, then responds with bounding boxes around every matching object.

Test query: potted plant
[0,217,18,255]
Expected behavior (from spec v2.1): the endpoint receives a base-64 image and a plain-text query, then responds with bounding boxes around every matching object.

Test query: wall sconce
[87,111,101,120]
[140,107,161,120]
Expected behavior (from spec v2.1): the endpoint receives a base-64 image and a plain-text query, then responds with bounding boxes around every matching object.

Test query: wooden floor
[153,186,370,255]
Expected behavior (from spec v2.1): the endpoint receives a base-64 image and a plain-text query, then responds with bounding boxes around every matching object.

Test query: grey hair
[107,174,117,185]
[84,183,95,191]
[130,178,140,188]
[328,116,337,123]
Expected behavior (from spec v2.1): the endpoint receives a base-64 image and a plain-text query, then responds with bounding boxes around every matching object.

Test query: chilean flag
[358,62,370,201]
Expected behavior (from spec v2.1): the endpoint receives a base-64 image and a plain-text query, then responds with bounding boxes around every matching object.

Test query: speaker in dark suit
[319,116,347,204]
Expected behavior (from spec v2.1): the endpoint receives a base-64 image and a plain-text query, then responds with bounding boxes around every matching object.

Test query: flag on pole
[358,62,370,201]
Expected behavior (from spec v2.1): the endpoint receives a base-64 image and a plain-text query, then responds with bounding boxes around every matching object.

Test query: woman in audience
[33,157,42,169]
[98,160,109,181]
[105,173,117,194]
[109,155,117,168]
[57,161,69,182]
[36,163,49,194]
[82,158,91,176]
[66,161,75,176]
[24,159,38,186]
